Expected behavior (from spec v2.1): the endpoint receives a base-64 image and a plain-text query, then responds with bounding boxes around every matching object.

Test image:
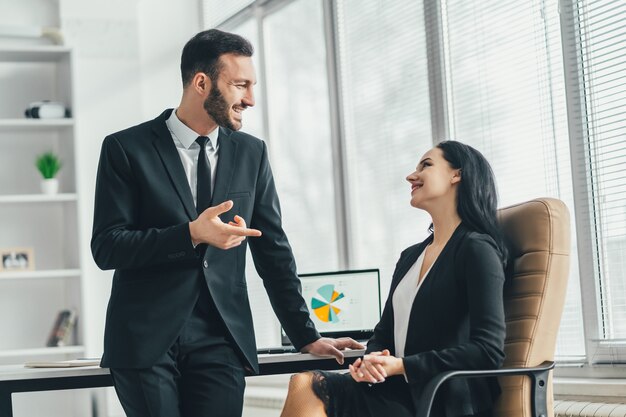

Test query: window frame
[558,0,626,365]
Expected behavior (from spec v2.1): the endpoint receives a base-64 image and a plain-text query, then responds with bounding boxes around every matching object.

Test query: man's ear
[451,169,462,184]
[192,72,211,95]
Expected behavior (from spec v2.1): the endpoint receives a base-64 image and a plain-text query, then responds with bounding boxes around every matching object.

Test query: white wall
[137,0,201,119]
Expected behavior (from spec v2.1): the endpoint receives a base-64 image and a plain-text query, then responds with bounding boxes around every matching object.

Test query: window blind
[222,18,281,349]
[441,0,585,359]
[222,18,265,139]
[335,0,433,295]
[203,0,254,28]
[223,1,340,347]
[573,0,626,341]
[263,0,339,273]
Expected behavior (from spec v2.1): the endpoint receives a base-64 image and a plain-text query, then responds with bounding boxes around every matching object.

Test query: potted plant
[36,152,62,194]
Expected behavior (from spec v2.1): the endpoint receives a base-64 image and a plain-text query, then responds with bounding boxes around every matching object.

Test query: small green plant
[36,152,62,179]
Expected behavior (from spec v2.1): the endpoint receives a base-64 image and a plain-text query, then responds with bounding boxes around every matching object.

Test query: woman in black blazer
[280,141,508,417]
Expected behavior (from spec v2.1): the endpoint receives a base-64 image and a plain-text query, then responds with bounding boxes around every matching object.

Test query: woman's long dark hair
[435,140,508,264]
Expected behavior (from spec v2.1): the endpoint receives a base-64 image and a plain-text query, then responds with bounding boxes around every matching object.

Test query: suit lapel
[405,224,468,350]
[151,111,197,220]
[419,223,466,283]
[210,127,238,206]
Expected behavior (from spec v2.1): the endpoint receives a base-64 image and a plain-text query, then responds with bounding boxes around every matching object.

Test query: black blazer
[366,224,506,417]
[91,109,320,373]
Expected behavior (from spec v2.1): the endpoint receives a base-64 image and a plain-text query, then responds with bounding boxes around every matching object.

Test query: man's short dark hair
[180,29,254,87]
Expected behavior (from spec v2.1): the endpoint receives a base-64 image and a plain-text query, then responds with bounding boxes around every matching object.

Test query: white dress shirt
[165,108,219,208]
[393,249,434,359]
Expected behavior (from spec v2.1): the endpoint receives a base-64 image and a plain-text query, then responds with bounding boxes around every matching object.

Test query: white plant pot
[41,178,59,195]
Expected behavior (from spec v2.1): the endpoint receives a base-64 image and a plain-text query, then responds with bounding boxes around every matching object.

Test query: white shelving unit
[0,193,78,203]
[0,45,72,62]
[0,118,75,130]
[0,45,85,364]
[0,269,81,281]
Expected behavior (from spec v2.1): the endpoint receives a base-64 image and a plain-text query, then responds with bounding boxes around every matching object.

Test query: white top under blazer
[392,249,434,359]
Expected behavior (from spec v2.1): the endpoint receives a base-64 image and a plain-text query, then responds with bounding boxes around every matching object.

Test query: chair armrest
[415,361,554,417]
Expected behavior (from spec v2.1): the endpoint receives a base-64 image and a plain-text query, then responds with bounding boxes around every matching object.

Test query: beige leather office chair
[416,198,571,417]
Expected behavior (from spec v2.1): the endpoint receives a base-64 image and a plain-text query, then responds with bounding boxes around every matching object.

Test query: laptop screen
[282,269,382,344]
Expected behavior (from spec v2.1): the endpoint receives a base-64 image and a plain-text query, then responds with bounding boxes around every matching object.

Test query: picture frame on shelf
[0,247,35,271]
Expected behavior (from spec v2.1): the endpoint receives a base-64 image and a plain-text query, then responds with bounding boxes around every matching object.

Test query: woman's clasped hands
[348,349,406,384]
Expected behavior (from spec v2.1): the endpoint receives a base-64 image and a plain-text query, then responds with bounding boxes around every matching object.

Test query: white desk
[0,349,365,417]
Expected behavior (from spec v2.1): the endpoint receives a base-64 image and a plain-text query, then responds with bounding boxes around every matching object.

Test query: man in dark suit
[91,29,362,417]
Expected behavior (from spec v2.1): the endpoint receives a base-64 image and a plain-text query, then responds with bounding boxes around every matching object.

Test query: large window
[219,0,339,347]
[205,0,626,363]
[222,17,279,348]
[561,0,626,361]
[576,0,626,340]
[440,0,585,359]
[203,0,254,28]
[335,0,432,294]
[226,18,265,139]
[221,1,338,274]
[263,0,339,273]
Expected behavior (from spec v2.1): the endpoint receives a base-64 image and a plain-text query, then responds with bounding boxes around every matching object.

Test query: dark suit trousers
[110,281,246,417]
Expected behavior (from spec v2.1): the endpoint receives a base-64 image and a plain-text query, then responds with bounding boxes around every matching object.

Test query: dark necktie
[196,136,212,215]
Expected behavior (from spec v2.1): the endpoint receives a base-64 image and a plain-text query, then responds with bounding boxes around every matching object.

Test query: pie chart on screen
[311,284,346,323]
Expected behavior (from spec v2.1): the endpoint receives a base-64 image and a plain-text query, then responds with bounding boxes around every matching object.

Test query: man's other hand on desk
[301,337,365,365]
[189,200,262,249]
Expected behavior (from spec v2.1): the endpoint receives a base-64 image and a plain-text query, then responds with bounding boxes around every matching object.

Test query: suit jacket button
[203,260,208,268]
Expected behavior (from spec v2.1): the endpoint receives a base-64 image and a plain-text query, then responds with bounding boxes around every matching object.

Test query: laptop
[257,269,382,354]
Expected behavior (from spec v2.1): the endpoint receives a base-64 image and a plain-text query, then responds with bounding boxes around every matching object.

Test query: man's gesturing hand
[189,200,262,249]
[301,337,365,365]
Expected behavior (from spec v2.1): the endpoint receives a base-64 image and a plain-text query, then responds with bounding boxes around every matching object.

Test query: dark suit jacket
[91,109,320,373]
[366,224,506,417]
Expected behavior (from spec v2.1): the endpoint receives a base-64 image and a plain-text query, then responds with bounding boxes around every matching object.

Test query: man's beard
[203,84,242,131]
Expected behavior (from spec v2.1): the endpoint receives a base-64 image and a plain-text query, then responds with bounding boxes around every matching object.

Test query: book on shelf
[46,309,77,347]
[24,358,101,368]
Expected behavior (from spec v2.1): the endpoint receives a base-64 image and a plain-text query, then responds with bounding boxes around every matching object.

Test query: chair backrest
[494,198,570,417]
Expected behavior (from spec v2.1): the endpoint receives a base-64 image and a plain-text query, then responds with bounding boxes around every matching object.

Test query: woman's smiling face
[406,147,461,210]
